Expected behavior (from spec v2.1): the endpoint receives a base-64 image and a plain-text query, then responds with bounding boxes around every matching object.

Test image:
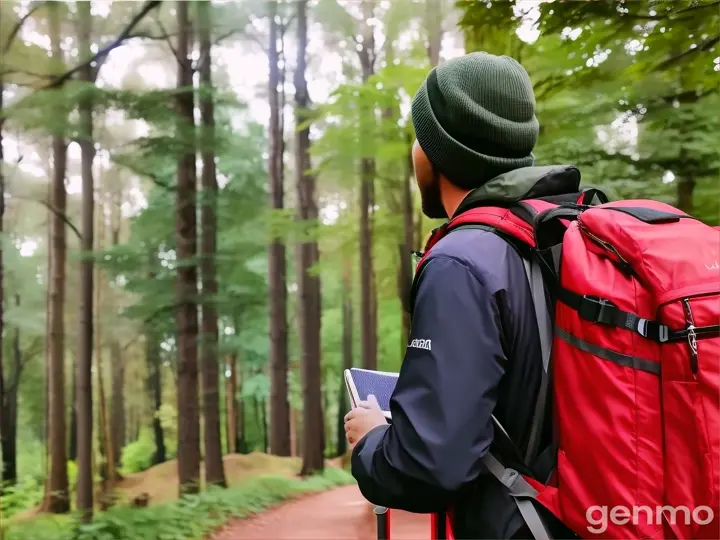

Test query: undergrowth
[1,467,354,540]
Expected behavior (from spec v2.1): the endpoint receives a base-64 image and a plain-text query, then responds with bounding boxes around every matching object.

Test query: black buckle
[578,295,617,325]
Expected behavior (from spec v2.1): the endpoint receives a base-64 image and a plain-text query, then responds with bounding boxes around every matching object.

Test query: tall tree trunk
[69,358,77,461]
[75,0,95,520]
[225,353,237,454]
[336,262,353,457]
[43,1,70,513]
[2,305,20,486]
[145,287,166,465]
[1,296,21,486]
[44,177,51,494]
[293,0,324,476]
[94,204,115,506]
[413,0,443,253]
[198,0,227,488]
[0,26,5,490]
[676,177,695,214]
[175,0,200,496]
[426,0,443,67]
[235,352,245,453]
[399,140,414,345]
[261,397,268,452]
[267,0,291,458]
[358,0,378,371]
[110,197,125,467]
[290,401,297,457]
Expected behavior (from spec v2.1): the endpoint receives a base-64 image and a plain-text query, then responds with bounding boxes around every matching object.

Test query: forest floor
[9,452,337,524]
[210,484,429,540]
[117,451,309,505]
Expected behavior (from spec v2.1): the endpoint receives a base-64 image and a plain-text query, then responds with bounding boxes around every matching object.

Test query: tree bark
[198,0,227,488]
[225,354,237,454]
[175,0,201,496]
[267,0,291,458]
[413,0,443,253]
[336,262,353,457]
[43,177,51,498]
[69,357,77,461]
[94,203,115,506]
[235,351,245,453]
[261,397,268,452]
[358,0,378,371]
[0,26,5,489]
[294,0,325,475]
[1,296,21,486]
[145,284,166,465]
[110,199,125,467]
[676,176,695,214]
[426,0,443,67]
[43,1,70,513]
[75,0,95,520]
[399,140,414,345]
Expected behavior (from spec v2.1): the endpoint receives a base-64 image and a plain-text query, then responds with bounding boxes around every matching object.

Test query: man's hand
[344,394,388,448]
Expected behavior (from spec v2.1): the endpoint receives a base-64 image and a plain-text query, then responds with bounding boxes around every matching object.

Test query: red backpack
[414,165,720,539]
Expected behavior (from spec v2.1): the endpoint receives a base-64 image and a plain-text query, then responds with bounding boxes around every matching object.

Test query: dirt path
[211,485,430,540]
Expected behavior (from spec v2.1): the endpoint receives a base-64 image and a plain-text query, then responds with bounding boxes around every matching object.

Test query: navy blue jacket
[351,227,549,539]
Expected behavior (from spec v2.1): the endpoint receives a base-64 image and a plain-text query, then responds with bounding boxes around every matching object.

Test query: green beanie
[411,52,539,190]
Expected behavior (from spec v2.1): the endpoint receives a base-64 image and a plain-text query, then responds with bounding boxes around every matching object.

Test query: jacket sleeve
[350,255,507,512]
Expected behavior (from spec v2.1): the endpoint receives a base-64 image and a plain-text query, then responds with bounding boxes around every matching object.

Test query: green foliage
[0,476,44,520]
[457,0,719,224]
[119,430,156,475]
[2,469,354,540]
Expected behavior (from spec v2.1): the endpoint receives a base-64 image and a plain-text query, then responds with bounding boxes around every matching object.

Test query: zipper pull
[682,298,699,377]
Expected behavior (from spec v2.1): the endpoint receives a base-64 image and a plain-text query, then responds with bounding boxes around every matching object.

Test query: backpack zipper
[682,298,698,377]
[578,222,634,274]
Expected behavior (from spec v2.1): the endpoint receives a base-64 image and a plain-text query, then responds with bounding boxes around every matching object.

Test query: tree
[175,0,201,496]
[267,0,291,458]
[146,250,166,465]
[358,0,379,371]
[336,261,353,457]
[43,1,70,514]
[109,197,125,468]
[294,0,324,475]
[198,0,227,488]
[94,199,116,506]
[75,0,96,520]
[0,1,6,492]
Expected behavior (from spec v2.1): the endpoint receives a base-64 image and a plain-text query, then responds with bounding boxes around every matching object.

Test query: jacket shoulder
[423,227,522,290]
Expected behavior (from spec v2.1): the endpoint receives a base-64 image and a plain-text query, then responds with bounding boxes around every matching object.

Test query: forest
[0,0,718,538]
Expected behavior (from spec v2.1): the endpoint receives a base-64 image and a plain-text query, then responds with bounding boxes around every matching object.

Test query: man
[344,52,575,539]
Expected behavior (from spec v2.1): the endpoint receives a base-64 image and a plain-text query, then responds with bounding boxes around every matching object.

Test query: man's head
[411,52,539,219]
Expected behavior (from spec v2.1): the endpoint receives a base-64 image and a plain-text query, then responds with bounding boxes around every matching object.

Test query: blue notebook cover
[345,368,399,413]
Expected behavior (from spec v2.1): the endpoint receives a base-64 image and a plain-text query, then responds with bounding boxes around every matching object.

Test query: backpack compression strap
[481,452,553,540]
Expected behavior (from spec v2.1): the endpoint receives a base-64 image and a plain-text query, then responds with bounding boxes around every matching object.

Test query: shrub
[119,430,156,474]
[0,476,44,519]
[2,467,354,540]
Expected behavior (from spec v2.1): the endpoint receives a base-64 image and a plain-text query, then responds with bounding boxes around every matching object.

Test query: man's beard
[420,171,447,219]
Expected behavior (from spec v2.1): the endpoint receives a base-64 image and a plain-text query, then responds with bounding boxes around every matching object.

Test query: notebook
[344,367,398,420]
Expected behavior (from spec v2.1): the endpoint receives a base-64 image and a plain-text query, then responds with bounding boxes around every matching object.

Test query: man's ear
[412,140,433,188]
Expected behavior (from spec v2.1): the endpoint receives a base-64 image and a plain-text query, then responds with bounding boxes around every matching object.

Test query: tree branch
[653,35,720,72]
[45,0,162,89]
[676,0,720,14]
[127,30,177,41]
[3,1,45,54]
[153,14,181,65]
[13,195,82,238]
